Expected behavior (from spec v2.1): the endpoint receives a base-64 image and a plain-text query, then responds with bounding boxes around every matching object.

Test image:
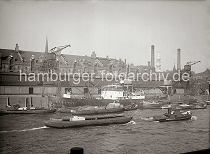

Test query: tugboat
[153,107,192,122]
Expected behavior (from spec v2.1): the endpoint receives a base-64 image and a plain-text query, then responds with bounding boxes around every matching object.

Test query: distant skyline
[0,0,210,73]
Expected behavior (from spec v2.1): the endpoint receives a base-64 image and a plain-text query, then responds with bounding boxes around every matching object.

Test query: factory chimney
[177,48,181,70]
[151,45,155,71]
[45,37,48,53]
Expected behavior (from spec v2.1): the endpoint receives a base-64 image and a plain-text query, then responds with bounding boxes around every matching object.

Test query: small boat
[190,103,207,110]
[153,108,192,122]
[123,103,138,111]
[206,100,210,105]
[0,108,56,115]
[161,104,176,109]
[58,106,124,115]
[71,107,124,115]
[45,115,132,128]
[162,102,207,110]
[176,103,207,110]
[142,101,162,109]
[177,103,194,110]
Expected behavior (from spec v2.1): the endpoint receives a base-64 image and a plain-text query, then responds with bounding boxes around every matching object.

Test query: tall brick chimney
[45,37,48,53]
[177,48,181,70]
[151,45,155,69]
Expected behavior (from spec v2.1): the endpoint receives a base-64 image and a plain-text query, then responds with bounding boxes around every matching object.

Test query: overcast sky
[0,0,209,73]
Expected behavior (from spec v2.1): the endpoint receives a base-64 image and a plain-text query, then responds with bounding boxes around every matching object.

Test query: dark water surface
[0,107,209,154]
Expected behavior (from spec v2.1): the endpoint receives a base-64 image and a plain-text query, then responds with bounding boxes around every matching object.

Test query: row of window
[27,87,102,95]
[65,87,101,95]
[0,64,28,72]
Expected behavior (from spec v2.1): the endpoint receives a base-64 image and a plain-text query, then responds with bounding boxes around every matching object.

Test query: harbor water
[0,106,209,154]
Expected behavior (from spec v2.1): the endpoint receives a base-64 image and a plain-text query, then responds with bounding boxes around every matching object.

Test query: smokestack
[177,48,181,70]
[151,45,155,68]
[45,37,48,53]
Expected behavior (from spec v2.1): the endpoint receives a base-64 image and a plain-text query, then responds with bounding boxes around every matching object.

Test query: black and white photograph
[0,0,209,153]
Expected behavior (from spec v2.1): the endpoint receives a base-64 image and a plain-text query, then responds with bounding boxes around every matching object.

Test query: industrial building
[1,41,206,109]
[0,42,166,109]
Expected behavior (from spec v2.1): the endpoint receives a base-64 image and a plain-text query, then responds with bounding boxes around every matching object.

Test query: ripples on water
[0,107,209,154]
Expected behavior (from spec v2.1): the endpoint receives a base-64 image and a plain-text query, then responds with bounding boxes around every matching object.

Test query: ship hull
[45,116,132,128]
[61,98,143,108]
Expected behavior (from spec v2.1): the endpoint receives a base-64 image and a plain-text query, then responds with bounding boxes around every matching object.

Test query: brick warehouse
[0,43,165,109]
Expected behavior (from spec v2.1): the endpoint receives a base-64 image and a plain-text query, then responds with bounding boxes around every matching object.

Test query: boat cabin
[101,84,124,100]
[101,83,145,100]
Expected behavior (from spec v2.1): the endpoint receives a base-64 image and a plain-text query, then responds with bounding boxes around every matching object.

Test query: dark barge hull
[60,108,124,115]
[0,109,56,115]
[61,98,143,108]
[45,116,132,128]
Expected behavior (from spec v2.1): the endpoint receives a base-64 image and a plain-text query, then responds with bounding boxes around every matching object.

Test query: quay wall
[0,86,99,96]
[0,95,49,110]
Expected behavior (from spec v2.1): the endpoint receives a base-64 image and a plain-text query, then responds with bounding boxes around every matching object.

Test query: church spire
[173,63,176,72]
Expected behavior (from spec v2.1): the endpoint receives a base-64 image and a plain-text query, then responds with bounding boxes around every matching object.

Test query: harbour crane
[183,60,201,95]
[50,44,71,101]
[41,44,71,100]
[41,44,71,72]
[186,61,201,65]
[184,61,201,72]
[49,44,71,55]
[49,44,71,65]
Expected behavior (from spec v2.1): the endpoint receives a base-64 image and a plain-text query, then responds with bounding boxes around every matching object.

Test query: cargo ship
[61,81,145,107]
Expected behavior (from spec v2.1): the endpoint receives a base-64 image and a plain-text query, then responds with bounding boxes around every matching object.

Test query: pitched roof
[0,49,23,62]
[195,69,210,79]
[0,48,133,71]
